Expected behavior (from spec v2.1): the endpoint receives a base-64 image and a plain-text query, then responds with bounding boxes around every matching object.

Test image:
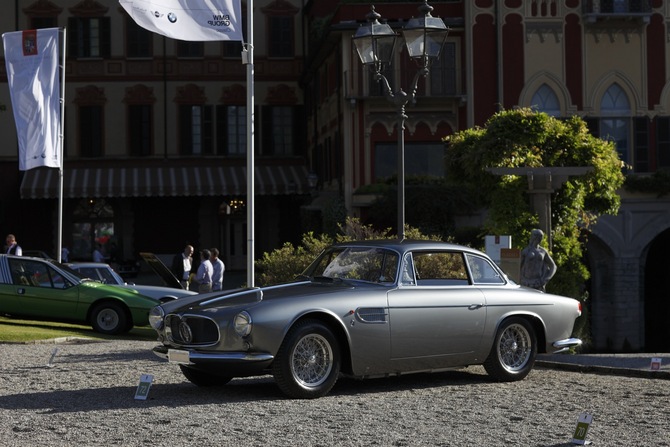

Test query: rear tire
[272,319,340,399]
[484,317,537,381]
[179,365,232,387]
[91,302,128,335]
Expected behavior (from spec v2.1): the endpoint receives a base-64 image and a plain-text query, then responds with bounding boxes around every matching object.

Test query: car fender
[484,310,548,354]
[283,307,352,349]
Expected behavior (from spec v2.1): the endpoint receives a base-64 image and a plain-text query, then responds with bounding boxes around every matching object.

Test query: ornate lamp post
[353,1,449,240]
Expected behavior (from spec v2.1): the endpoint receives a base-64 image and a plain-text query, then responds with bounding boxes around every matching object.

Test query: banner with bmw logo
[120,0,243,42]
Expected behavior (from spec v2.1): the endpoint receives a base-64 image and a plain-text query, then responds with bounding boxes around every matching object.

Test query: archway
[585,234,616,351]
[644,228,670,352]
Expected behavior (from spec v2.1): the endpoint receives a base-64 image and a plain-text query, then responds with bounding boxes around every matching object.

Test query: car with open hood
[150,240,582,398]
[68,253,196,302]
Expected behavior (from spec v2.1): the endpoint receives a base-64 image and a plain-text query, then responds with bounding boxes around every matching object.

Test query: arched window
[531,84,560,116]
[600,84,630,166]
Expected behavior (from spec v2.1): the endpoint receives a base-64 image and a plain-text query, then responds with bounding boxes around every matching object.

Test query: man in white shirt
[210,247,225,291]
[196,249,213,293]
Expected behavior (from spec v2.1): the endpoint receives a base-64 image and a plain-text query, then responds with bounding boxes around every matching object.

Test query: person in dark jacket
[5,234,22,256]
[171,244,194,289]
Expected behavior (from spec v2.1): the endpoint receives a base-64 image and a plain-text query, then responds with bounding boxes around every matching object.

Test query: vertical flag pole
[57,27,66,263]
[245,0,255,287]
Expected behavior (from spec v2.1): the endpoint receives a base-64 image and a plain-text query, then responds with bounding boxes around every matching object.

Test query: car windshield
[307,247,399,284]
[45,259,88,281]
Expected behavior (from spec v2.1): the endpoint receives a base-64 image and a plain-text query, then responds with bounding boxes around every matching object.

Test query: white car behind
[69,261,196,302]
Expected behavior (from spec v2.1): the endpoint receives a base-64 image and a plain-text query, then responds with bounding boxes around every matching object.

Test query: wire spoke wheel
[498,323,532,372]
[273,320,341,398]
[484,317,537,381]
[290,333,333,388]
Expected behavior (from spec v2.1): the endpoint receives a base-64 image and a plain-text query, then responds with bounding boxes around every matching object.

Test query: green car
[0,254,160,334]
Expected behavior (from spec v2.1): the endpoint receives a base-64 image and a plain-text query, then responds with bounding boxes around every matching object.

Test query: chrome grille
[165,314,220,345]
[356,307,388,323]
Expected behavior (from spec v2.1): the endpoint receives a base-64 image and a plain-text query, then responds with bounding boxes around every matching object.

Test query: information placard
[134,374,154,400]
[571,412,593,445]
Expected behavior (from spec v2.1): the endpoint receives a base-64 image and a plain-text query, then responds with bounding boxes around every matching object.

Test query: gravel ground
[0,339,668,447]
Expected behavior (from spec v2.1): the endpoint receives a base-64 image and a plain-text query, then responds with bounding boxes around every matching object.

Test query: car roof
[330,239,484,256]
[68,262,110,268]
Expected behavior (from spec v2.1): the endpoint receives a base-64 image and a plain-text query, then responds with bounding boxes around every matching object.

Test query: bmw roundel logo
[167,12,177,23]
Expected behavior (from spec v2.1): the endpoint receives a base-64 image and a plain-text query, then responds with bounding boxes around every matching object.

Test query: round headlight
[148,306,165,331]
[233,311,252,337]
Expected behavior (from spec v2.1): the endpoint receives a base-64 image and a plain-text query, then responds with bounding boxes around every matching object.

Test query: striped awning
[20,165,310,199]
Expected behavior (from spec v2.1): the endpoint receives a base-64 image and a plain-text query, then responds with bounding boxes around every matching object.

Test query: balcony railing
[583,0,652,23]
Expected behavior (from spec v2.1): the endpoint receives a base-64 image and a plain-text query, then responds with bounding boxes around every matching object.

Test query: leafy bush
[444,108,624,299]
[255,217,439,286]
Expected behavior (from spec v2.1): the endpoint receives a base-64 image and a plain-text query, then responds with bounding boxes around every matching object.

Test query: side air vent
[356,307,388,323]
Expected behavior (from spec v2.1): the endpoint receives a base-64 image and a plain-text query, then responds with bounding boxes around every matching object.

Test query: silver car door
[387,251,487,362]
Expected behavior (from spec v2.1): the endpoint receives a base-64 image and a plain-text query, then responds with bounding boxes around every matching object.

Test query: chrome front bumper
[552,338,582,354]
[152,345,274,365]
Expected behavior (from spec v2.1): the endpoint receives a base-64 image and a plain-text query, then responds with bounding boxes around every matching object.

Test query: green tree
[255,217,438,286]
[444,108,624,298]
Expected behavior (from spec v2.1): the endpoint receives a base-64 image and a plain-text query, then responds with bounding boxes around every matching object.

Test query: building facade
[2,0,669,351]
[301,0,670,352]
[0,0,310,271]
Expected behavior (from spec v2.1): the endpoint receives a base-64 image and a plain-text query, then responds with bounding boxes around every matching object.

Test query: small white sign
[571,412,593,445]
[46,348,59,368]
[134,374,154,400]
[650,357,662,371]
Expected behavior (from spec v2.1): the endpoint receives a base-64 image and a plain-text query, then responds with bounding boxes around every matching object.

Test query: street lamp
[353,1,449,240]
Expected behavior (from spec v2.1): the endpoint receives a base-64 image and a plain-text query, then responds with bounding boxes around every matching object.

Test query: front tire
[484,317,537,381]
[179,365,232,387]
[272,319,340,399]
[90,302,129,335]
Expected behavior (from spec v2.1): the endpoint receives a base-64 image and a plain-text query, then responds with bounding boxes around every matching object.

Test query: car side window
[9,259,32,286]
[411,251,469,286]
[9,259,47,287]
[8,258,71,289]
[48,266,68,289]
[465,254,505,284]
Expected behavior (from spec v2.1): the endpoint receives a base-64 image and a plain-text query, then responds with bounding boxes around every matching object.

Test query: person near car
[210,248,225,291]
[5,234,22,256]
[92,244,105,263]
[61,246,70,263]
[171,244,194,290]
[195,249,213,293]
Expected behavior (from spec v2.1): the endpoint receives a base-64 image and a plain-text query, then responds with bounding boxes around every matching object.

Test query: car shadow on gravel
[0,380,283,413]
[0,367,499,412]
[46,348,162,365]
[330,367,492,397]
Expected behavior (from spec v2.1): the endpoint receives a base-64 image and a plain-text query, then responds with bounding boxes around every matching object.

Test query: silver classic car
[150,240,582,398]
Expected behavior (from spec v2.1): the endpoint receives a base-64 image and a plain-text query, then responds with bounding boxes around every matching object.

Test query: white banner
[120,0,243,42]
[2,28,61,171]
